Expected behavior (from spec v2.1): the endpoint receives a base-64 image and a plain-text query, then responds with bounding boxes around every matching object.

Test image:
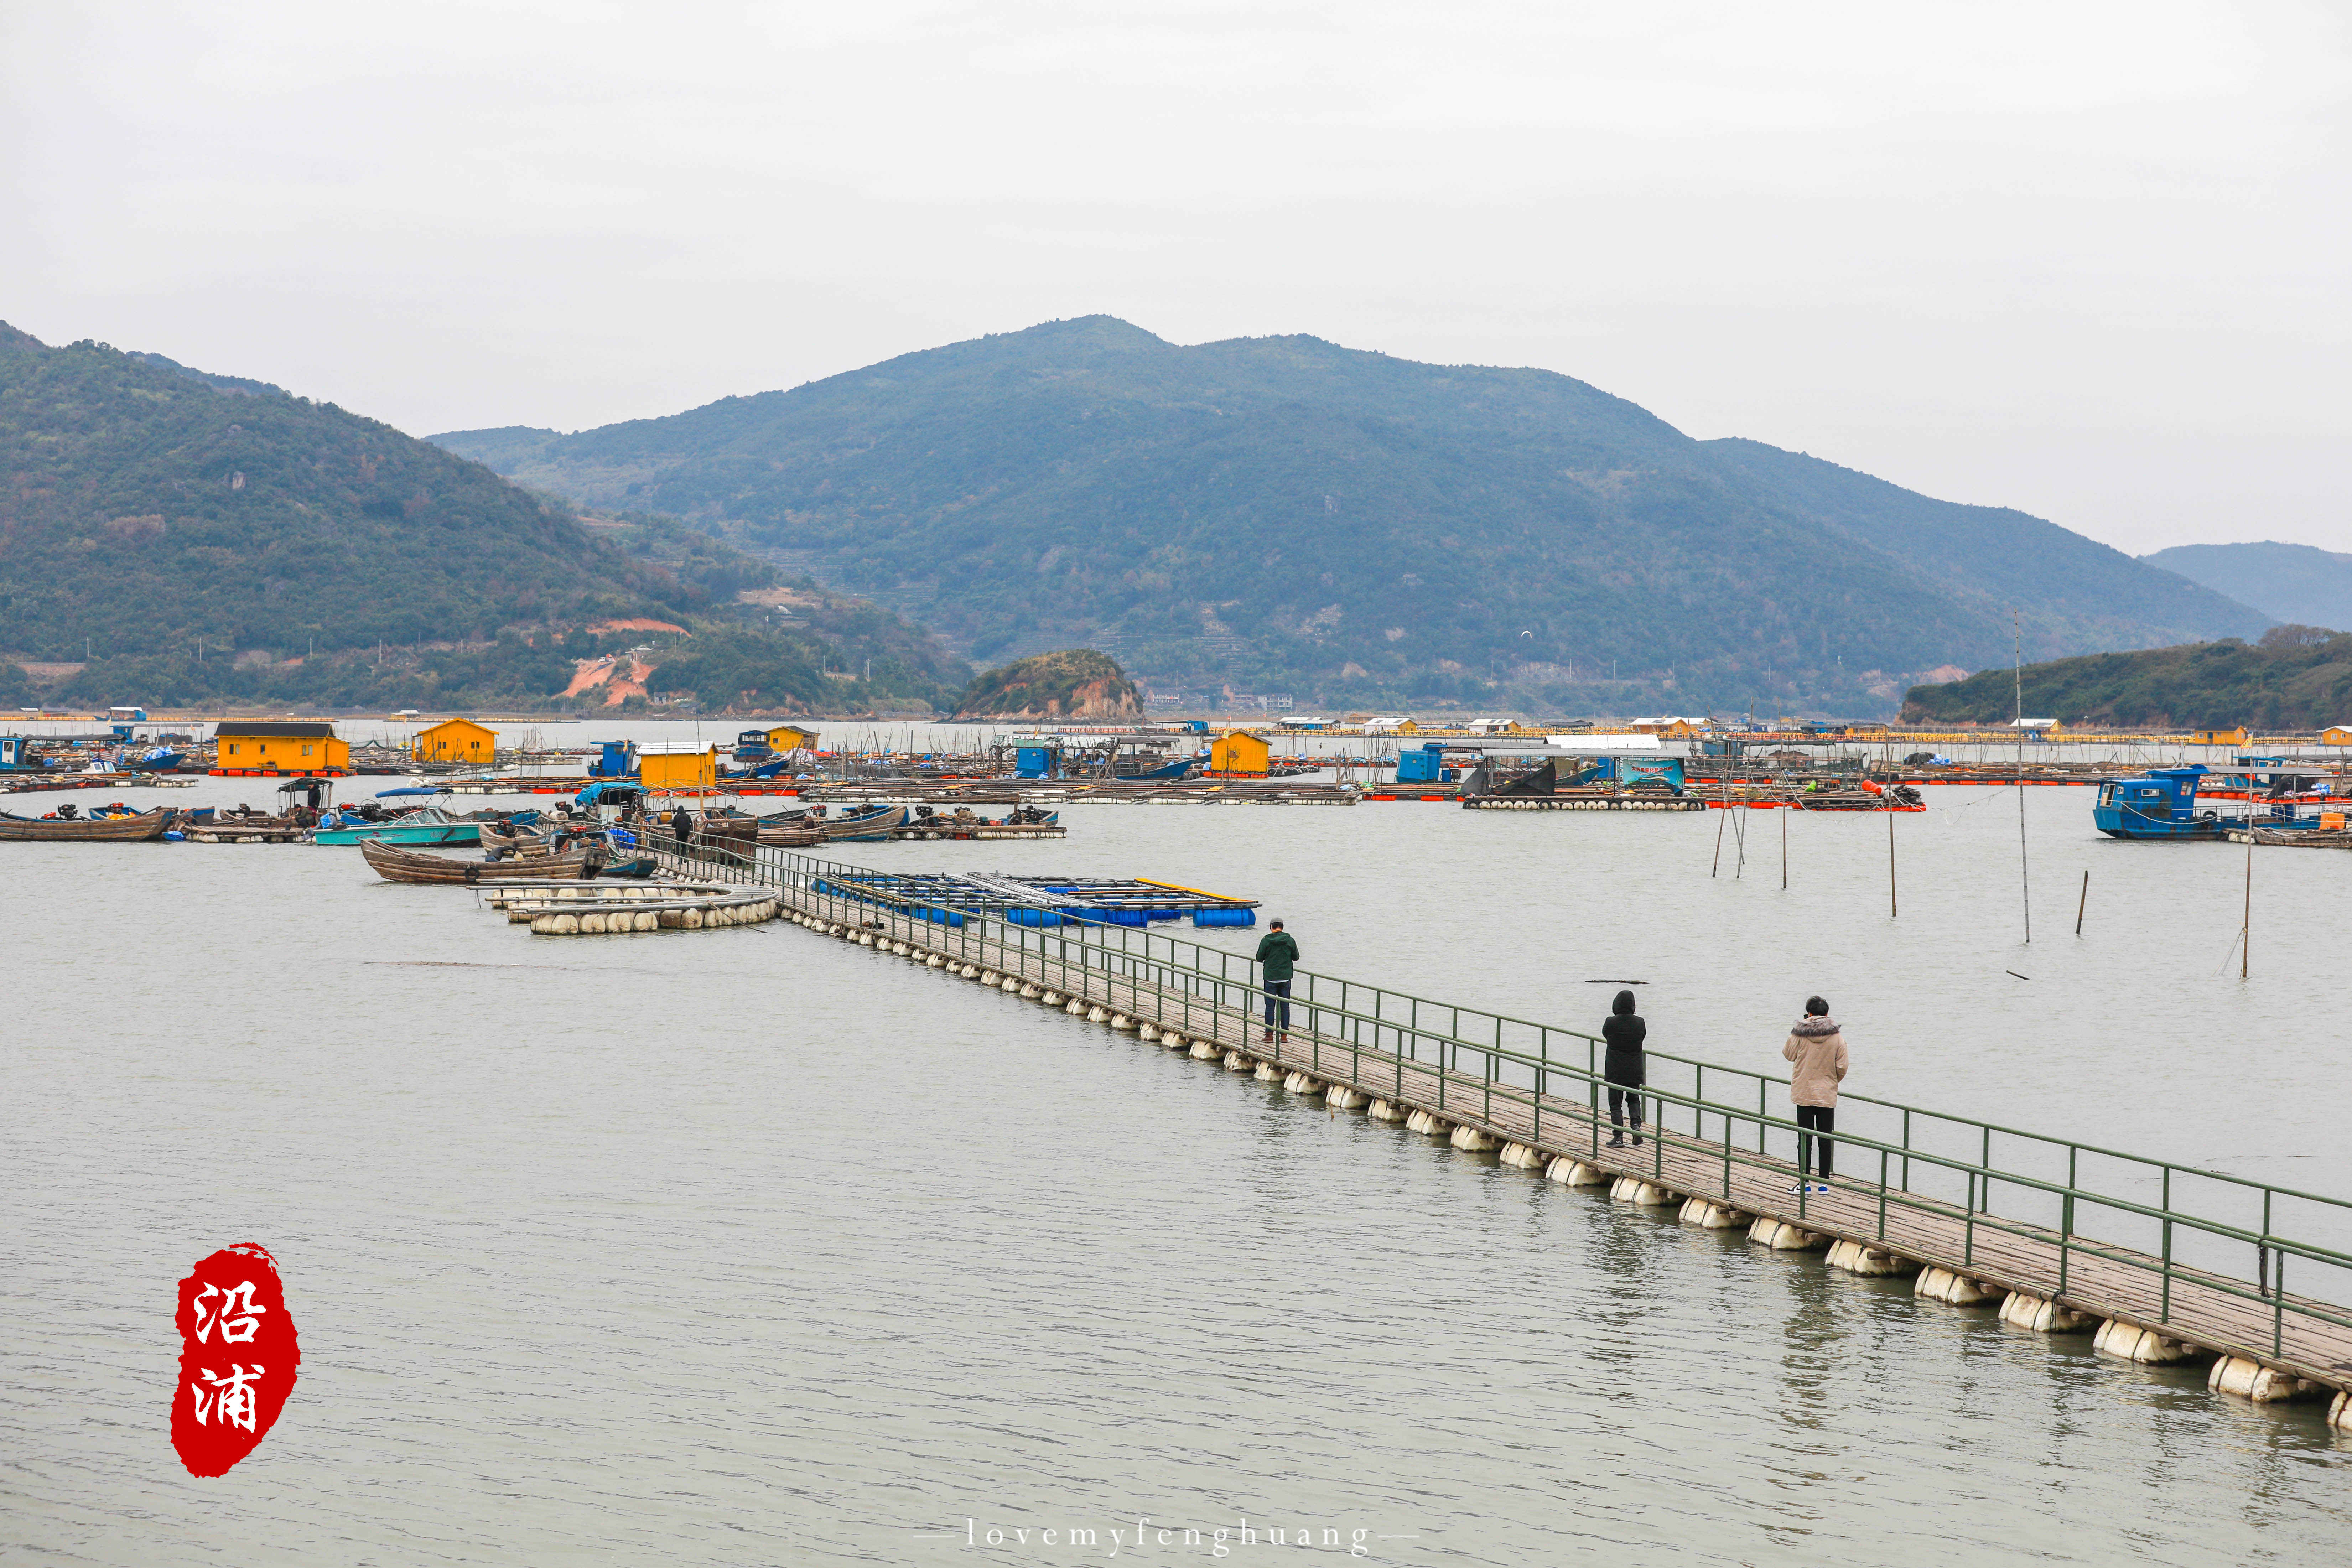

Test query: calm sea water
[7,774,2349,1564]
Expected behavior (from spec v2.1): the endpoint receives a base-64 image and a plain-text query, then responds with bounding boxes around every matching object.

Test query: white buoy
[1748,1217,1827,1251]
[553,913,580,935]
[1914,1267,2002,1305]
[634,910,658,931]
[1997,1291,2094,1333]
[2210,1356,2320,1403]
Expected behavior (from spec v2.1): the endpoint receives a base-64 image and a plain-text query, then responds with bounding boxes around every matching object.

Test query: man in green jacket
[1255,919,1300,1044]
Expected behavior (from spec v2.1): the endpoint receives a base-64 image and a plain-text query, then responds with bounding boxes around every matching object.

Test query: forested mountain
[1901,625,2352,730]
[433,316,2267,716]
[2142,541,2352,633]
[0,323,687,656]
[0,323,964,714]
[954,648,1139,718]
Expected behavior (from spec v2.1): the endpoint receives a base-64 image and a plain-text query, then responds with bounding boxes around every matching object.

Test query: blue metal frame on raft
[653,832,2352,1388]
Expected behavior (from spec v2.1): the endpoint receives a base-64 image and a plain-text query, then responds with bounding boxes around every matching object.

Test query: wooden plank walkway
[702,850,2352,1395]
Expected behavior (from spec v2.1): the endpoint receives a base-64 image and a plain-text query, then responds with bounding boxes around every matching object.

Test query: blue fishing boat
[2093,767,2222,840]
[313,805,484,847]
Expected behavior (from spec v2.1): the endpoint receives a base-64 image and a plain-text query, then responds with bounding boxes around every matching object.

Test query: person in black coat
[1601,989,1646,1148]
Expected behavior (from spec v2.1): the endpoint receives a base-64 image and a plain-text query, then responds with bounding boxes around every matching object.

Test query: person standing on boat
[1783,997,1848,1191]
[1255,920,1300,1044]
[1602,990,1645,1147]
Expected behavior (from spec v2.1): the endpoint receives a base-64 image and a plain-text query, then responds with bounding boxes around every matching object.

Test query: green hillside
[2142,541,2352,633]
[954,648,1139,718]
[0,324,965,715]
[1901,625,2352,730]
[432,316,2267,717]
[0,323,692,657]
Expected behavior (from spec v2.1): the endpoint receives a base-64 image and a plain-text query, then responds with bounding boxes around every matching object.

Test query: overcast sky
[4,1,2348,554]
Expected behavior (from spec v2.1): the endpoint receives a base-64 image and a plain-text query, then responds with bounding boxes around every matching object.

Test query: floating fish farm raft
[808,872,1261,928]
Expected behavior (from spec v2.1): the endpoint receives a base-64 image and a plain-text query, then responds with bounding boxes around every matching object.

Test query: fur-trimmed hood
[1791,1014,1841,1038]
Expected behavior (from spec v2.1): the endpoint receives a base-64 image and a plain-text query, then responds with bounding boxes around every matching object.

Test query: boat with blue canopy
[2093,767,2221,840]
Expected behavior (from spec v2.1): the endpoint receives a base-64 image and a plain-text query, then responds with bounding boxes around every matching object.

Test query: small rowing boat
[360,837,592,883]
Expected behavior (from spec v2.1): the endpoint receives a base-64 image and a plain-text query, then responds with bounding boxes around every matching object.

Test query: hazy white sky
[4,1,2348,552]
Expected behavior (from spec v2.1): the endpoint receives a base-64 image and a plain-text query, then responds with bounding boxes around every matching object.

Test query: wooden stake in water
[1712,801,1727,877]
[1781,806,1788,891]
[1888,808,1898,918]
[2075,868,2088,935]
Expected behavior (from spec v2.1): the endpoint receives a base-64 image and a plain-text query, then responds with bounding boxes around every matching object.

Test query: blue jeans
[1262,980,1292,1030]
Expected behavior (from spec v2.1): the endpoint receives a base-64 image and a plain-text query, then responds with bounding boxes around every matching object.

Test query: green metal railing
[653,831,2352,1379]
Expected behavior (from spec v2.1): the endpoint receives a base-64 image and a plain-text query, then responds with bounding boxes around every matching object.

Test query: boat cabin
[2093,767,2215,839]
[0,736,47,772]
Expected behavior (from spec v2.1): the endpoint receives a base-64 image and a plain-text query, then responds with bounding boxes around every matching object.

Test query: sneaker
[1606,1133,1624,1148]
[1631,1133,1642,1146]
[1788,1182,1808,1194]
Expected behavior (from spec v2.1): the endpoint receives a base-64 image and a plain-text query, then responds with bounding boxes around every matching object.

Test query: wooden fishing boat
[822,804,910,842]
[361,837,591,883]
[0,807,176,842]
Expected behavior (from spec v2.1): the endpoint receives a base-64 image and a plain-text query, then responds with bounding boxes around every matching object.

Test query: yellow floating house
[414,717,496,765]
[639,747,718,790]
[1210,731,1271,775]
[212,721,350,776]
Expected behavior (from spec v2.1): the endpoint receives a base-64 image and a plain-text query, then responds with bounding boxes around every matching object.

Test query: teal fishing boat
[313,805,483,847]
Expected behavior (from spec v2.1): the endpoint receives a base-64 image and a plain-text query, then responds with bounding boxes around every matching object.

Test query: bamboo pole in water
[2242,840,2252,980]
[1712,802,1727,878]
[1888,809,1898,918]
[1780,805,1788,891]
[2075,869,2088,935]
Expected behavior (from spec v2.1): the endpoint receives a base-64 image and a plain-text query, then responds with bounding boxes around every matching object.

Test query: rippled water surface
[8,775,2350,1565]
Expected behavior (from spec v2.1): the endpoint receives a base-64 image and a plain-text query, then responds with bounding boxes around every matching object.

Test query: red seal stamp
[170,1244,301,1477]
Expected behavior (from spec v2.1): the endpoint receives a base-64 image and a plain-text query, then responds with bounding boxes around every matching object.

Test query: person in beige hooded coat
[1782,996,1848,1188]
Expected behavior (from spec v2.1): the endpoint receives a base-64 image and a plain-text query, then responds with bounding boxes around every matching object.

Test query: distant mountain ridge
[1904,624,2352,730]
[0,323,967,715]
[430,316,2269,716]
[2141,541,2352,634]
